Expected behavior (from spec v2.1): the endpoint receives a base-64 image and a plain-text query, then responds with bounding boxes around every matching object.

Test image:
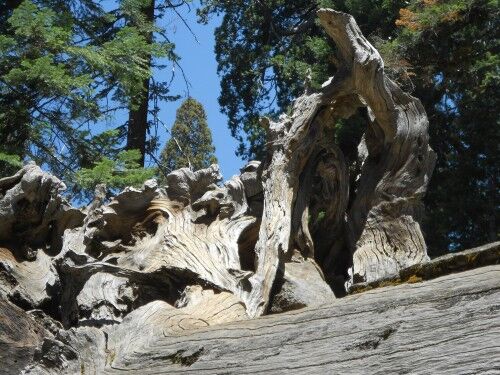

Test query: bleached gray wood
[270,257,335,314]
[20,265,500,374]
[0,10,438,324]
[243,8,437,315]
[0,247,58,309]
[245,95,341,317]
[0,296,50,375]
[0,153,496,375]
[317,9,437,284]
[0,163,83,257]
[349,240,500,294]
[0,9,452,373]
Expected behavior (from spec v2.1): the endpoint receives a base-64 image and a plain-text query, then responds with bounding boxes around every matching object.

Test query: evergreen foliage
[0,0,179,189]
[198,0,406,159]
[76,149,155,196]
[380,0,499,252]
[159,98,217,179]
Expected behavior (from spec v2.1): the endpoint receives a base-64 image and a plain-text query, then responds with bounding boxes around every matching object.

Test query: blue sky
[152,4,244,181]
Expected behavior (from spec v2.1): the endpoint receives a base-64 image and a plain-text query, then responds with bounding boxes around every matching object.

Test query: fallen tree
[5,9,491,374]
[3,256,499,374]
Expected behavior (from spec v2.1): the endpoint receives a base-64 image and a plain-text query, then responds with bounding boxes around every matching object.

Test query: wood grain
[20,265,500,374]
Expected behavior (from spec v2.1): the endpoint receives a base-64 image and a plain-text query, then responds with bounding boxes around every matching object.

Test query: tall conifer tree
[125,0,156,166]
[159,97,217,176]
[0,0,164,178]
[0,0,185,193]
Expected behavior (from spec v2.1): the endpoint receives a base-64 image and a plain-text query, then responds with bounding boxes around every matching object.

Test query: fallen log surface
[0,263,496,374]
[97,265,500,374]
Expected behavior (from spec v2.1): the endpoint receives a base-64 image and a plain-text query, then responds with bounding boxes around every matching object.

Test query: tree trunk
[126,0,155,166]
[2,254,499,374]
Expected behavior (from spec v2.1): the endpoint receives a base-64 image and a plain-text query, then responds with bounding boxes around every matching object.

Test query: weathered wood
[0,163,83,257]
[0,247,58,310]
[317,9,436,284]
[243,8,437,315]
[0,10,438,323]
[19,265,500,374]
[0,9,454,373]
[246,95,343,317]
[349,241,500,294]
[0,297,50,375]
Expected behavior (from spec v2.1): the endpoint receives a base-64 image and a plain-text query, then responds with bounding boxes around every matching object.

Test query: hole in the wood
[45,220,63,256]
[131,211,165,240]
[237,220,259,272]
[308,157,351,297]
[305,107,369,297]
[106,257,118,265]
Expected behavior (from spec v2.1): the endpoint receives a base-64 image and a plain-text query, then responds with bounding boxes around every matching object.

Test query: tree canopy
[384,0,499,252]
[159,97,217,178]
[0,0,181,186]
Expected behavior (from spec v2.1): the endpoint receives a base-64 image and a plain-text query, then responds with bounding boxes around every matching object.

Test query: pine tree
[76,149,155,198]
[125,0,156,166]
[159,98,217,177]
[124,0,189,167]
[0,0,159,176]
[0,0,180,193]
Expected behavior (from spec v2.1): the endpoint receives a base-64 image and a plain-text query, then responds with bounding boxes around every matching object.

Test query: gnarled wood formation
[245,9,436,315]
[0,10,450,374]
[317,10,436,284]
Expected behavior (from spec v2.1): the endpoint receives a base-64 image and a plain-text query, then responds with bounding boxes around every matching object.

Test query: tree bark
[126,0,155,166]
